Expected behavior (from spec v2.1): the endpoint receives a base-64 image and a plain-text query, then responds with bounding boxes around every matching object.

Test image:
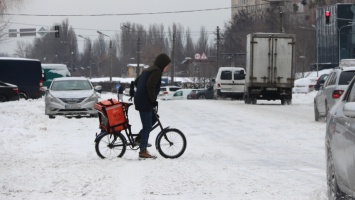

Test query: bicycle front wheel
[156,128,186,159]
[95,132,126,159]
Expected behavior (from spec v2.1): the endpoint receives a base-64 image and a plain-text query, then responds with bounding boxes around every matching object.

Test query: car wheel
[327,149,346,199]
[198,95,206,100]
[0,95,8,102]
[287,99,292,105]
[252,98,257,104]
[281,99,285,105]
[314,103,320,122]
[49,115,55,119]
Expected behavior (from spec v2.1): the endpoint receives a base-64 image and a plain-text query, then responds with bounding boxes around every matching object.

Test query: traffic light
[325,11,330,25]
[54,25,60,38]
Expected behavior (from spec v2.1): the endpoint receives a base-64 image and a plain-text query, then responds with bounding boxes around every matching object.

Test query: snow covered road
[0,92,328,199]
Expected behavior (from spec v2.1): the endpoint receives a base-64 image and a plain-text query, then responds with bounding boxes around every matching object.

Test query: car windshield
[339,71,355,85]
[51,80,92,91]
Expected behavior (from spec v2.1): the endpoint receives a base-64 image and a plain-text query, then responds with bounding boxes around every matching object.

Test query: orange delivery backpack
[94,99,130,133]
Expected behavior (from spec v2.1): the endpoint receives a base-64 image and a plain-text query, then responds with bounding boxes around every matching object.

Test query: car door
[324,72,340,111]
[219,70,233,92]
[232,69,246,93]
[172,90,183,100]
[332,81,355,190]
[317,72,336,114]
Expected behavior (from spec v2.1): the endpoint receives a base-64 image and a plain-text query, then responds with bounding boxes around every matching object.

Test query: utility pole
[216,26,220,70]
[170,31,176,85]
[136,37,140,78]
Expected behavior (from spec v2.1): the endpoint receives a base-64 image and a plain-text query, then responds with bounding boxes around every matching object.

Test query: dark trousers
[138,110,153,151]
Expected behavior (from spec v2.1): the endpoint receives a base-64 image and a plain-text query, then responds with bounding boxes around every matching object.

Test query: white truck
[244,33,295,105]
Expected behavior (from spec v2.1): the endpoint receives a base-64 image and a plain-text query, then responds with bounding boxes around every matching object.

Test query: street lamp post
[97,31,113,81]
[78,35,92,79]
[311,25,319,77]
[121,25,140,78]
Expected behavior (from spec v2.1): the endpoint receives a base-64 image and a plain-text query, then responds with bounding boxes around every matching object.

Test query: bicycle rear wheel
[95,132,126,159]
[156,128,186,159]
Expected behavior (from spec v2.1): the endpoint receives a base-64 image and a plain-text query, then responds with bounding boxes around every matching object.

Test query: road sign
[38,27,47,37]
[194,53,208,60]
[201,52,208,60]
[20,28,36,37]
[8,29,17,37]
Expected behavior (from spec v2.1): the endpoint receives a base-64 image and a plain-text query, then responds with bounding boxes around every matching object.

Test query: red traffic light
[325,11,330,24]
[325,11,330,17]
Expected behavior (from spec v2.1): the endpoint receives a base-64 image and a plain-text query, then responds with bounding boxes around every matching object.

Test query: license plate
[266,88,277,91]
[65,104,81,109]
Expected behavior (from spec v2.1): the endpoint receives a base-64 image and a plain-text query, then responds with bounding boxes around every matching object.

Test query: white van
[214,67,246,99]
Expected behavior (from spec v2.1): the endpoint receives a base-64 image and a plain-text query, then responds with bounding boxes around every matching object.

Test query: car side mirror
[41,86,48,91]
[95,85,102,93]
[344,102,355,118]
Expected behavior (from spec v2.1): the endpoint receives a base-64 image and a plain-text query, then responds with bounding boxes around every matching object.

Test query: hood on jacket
[154,53,171,70]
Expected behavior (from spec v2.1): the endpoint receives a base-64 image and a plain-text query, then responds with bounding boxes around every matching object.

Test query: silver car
[314,67,355,121]
[326,76,355,199]
[44,77,101,119]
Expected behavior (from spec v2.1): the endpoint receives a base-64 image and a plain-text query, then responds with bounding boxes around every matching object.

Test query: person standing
[117,83,124,102]
[128,81,135,101]
[134,53,171,159]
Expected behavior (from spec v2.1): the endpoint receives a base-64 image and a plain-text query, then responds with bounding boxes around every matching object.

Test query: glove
[151,101,158,107]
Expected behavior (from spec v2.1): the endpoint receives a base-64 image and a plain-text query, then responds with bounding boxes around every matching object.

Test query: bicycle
[94,99,187,159]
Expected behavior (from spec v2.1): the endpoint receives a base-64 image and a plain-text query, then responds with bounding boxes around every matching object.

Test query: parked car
[292,77,317,93]
[44,77,102,119]
[158,86,182,100]
[0,81,19,102]
[314,66,355,121]
[325,75,355,199]
[314,73,329,91]
[171,89,199,100]
[196,86,214,99]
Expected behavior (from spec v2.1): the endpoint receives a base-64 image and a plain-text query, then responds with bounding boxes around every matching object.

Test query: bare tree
[0,0,24,42]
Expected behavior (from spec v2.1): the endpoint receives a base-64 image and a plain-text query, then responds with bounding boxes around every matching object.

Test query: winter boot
[139,150,157,159]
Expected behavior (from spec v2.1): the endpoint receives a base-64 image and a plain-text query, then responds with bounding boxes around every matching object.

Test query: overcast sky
[1,0,231,55]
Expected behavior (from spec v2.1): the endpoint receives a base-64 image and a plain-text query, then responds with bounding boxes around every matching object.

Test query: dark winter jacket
[118,85,124,94]
[134,53,171,111]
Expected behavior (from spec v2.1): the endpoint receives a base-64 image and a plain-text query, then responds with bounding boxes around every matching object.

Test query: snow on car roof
[53,77,88,81]
[0,57,40,62]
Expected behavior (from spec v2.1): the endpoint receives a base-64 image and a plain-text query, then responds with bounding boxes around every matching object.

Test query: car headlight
[86,93,98,102]
[46,93,61,103]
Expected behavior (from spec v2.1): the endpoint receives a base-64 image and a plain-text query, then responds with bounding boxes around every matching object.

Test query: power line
[4,7,231,17]
[4,3,270,17]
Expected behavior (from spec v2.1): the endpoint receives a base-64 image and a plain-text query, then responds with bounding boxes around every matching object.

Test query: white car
[171,89,200,100]
[158,86,182,100]
[44,77,101,119]
[292,77,317,93]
